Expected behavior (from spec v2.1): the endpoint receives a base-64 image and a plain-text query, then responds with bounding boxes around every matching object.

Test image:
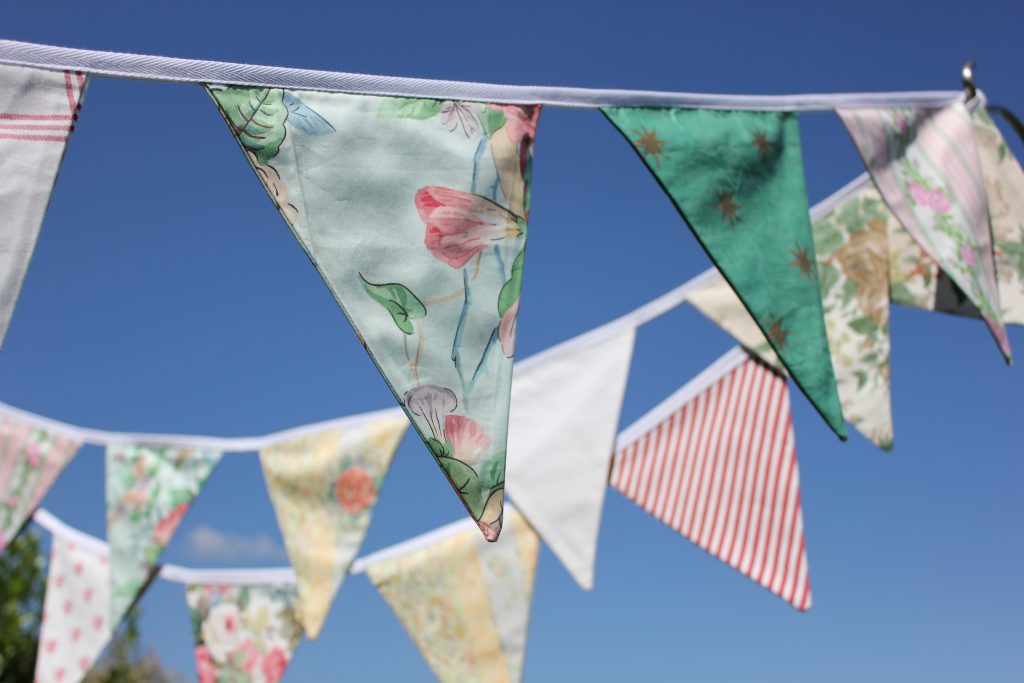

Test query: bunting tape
[0,39,967,111]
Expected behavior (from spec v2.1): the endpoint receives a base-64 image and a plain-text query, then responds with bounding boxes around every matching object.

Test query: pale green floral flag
[186,584,303,683]
[207,87,541,541]
[107,443,221,623]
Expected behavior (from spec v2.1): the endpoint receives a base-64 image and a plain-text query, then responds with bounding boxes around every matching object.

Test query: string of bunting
[1,37,1022,683]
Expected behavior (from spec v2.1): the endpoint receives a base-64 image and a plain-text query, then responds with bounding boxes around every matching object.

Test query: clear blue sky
[5,1,1023,680]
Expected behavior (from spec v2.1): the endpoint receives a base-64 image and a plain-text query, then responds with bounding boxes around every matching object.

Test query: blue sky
[5,0,1024,680]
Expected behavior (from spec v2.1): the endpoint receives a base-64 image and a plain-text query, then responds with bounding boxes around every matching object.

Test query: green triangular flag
[602,107,846,439]
[208,87,541,539]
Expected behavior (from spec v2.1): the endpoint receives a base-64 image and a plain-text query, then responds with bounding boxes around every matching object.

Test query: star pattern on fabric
[631,126,669,166]
[715,192,742,226]
[752,129,772,157]
[788,242,816,281]
[763,313,790,351]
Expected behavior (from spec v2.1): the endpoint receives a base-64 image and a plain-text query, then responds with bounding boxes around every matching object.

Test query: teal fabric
[603,107,846,439]
[208,87,540,539]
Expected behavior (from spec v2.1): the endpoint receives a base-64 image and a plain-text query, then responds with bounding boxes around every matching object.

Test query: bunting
[602,107,847,440]
[366,510,539,683]
[0,64,86,350]
[258,416,408,639]
[35,536,113,683]
[0,412,82,551]
[207,86,540,541]
[106,443,222,624]
[837,104,1012,361]
[505,326,635,590]
[186,583,304,683]
[687,277,783,370]
[611,351,812,610]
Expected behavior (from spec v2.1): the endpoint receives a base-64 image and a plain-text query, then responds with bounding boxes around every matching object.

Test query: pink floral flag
[0,412,82,552]
[0,64,87,350]
[366,509,540,683]
[106,443,222,624]
[186,583,303,683]
[35,535,114,683]
[207,86,540,541]
[258,415,409,639]
[838,104,1012,361]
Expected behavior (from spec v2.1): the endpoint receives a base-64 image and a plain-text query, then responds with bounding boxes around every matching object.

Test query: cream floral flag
[811,185,894,449]
[892,108,1024,326]
[186,584,303,683]
[259,416,408,639]
[367,510,539,683]
[106,444,222,624]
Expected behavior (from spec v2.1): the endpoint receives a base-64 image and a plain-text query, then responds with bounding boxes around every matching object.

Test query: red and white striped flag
[611,348,811,610]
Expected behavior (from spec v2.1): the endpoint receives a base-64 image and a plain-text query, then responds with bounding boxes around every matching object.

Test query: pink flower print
[92,615,104,632]
[71,627,81,642]
[440,101,483,137]
[195,645,217,683]
[492,104,541,148]
[262,647,290,682]
[239,639,260,673]
[444,415,491,466]
[960,243,977,267]
[5,494,17,509]
[78,656,91,672]
[908,182,951,214]
[335,465,377,515]
[151,501,189,547]
[416,186,522,268]
[25,443,40,468]
[498,297,519,358]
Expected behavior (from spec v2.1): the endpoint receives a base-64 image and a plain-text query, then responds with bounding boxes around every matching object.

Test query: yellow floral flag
[367,510,539,683]
[259,415,408,639]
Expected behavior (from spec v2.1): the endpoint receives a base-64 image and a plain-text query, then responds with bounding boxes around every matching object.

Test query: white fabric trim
[0,40,965,112]
[31,504,515,584]
[615,346,750,451]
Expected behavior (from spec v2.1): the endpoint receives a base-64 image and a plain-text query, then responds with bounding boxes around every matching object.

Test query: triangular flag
[186,583,303,683]
[837,104,1012,361]
[0,64,86,349]
[208,87,541,541]
[505,326,635,590]
[259,415,409,639]
[367,509,539,683]
[611,350,812,611]
[0,413,82,551]
[35,536,113,683]
[602,107,846,439]
[106,443,221,623]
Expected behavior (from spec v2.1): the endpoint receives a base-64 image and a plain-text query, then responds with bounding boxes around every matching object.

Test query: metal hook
[962,59,977,101]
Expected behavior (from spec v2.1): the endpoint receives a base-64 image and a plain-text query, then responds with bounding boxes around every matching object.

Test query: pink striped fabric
[0,70,84,142]
[0,413,82,552]
[610,357,811,611]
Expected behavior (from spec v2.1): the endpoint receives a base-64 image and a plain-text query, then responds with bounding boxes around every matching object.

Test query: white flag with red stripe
[611,348,811,611]
[0,64,87,349]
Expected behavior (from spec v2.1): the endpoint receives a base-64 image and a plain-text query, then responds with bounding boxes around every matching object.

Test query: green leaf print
[848,316,879,335]
[360,275,427,334]
[426,437,452,459]
[478,453,505,491]
[812,222,844,256]
[436,456,484,517]
[377,97,443,120]
[999,228,1024,280]
[498,251,525,317]
[817,262,840,298]
[210,87,289,165]
[480,107,508,137]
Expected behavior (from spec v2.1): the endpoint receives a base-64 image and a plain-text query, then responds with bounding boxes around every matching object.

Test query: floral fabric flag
[367,510,539,683]
[810,185,895,449]
[505,326,635,590]
[611,352,812,611]
[207,87,540,541]
[35,536,113,683]
[889,107,1024,327]
[602,107,846,440]
[259,416,408,639]
[186,583,303,683]
[0,413,82,551]
[106,443,222,623]
[0,64,86,349]
[837,104,1012,361]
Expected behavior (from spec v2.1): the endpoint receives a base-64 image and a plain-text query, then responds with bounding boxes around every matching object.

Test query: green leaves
[436,457,484,517]
[426,437,452,459]
[478,453,505,491]
[498,251,525,317]
[377,97,443,120]
[848,316,879,335]
[360,275,427,334]
[812,219,844,256]
[818,261,840,298]
[480,107,508,136]
[210,87,288,165]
